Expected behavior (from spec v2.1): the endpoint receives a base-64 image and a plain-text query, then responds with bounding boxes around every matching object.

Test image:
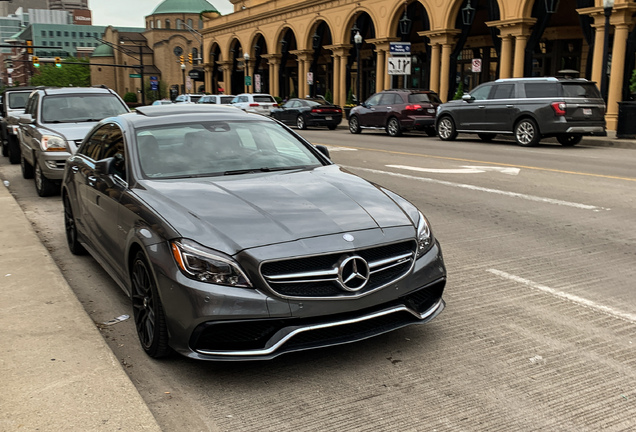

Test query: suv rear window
[8,92,29,109]
[524,83,559,98]
[562,83,601,98]
[254,95,275,103]
[189,95,202,103]
[408,93,441,104]
[220,96,233,104]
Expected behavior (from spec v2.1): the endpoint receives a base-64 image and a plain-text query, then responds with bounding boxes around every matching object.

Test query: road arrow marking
[387,164,520,175]
[462,166,520,175]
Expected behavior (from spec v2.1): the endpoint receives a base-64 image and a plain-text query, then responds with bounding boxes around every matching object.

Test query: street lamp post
[601,0,614,101]
[243,52,250,93]
[354,31,363,104]
[181,62,186,94]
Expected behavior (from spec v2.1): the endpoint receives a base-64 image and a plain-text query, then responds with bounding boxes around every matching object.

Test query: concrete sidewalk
[0,185,161,431]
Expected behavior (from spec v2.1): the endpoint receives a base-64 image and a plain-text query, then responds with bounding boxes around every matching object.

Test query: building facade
[199,0,636,130]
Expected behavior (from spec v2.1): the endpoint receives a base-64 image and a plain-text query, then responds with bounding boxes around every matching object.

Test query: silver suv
[436,77,606,146]
[18,86,129,196]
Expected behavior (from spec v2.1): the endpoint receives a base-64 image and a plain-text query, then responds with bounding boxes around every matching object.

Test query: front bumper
[39,150,72,180]
[152,233,446,361]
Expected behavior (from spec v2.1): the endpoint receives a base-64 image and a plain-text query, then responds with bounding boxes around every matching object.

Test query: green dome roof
[151,0,218,15]
[92,44,114,57]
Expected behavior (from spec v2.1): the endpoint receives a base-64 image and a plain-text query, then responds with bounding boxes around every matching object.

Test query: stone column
[218,61,232,95]
[204,64,212,94]
[440,43,453,102]
[333,54,341,105]
[429,44,441,94]
[607,17,634,130]
[330,46,351,107]
[499,35,513,79]
[375,49,386,93]
[422,31,459,101]
[263,54,281,97]
[577,6,610,86]
[513,35,528,78]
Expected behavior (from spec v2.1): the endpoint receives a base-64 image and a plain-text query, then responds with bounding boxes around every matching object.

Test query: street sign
[389,42,411,54]
[129,73,141,78]
[150,76,158,91]
[472,58,482,73]
[387,56,412,75]
[307,72,314,85]
[245,76,252,86]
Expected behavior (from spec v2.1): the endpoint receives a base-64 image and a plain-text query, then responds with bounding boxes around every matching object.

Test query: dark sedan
[270,98,343,130]
[62,105,446,361]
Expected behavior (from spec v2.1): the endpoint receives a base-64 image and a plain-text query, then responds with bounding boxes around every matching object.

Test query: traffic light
[55,57,62,68]
[26,40,33,54]
[188,53,193,64]
[32,56,39,68]
[179,55,184,64]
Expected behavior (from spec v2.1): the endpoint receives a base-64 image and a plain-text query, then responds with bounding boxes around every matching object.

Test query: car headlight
[416,211,434,258]
[170,239,252,287]
[40,135,67,152]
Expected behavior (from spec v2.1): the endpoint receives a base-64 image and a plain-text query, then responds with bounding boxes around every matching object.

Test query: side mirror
[462,94,473,102]
[315,144,330,159]
[94,157,115,176]
[18,114,34,124]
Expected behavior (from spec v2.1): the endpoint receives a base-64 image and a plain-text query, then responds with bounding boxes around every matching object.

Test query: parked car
[435,77,606,146]
[270,98,343,130]
[230,93,278,115]
[197,94,235,105]
[151,99,173,106]
[1,86,36,163]
[174,94,204,104]
[61,104,446,361]
[18,86,129,196]
[348,89,441,137]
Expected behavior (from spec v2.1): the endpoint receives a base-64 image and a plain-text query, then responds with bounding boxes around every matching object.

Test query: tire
[34,161,60,197]
[437,116,457,141]
[557,134,583,146]
[514,118,540,147]
[21,153,33,179]
[296,115,307,130]
[7,135,20,164]
[386,117,402,137]
[348,115,361,134]
[63,194,86,255]
[424,127,437,137]
[478,133,497,142]
[1,137,7,157]
[131,251,170,358]
[327,124,337,130]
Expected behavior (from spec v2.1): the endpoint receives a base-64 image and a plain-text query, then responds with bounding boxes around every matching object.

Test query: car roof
[115,106,267,130]
[494,77,591,83]
[382,89,436,93]
[132,104,246,117]
[38,86,117,95]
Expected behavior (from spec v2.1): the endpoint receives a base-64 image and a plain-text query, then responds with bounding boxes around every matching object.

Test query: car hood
[135,165,415,254]
[41,122,100,141]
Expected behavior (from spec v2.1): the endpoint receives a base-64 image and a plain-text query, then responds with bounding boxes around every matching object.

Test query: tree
[325,88,333,104]
[453,80,464,100]
[143,78,168,104]
[30,57,90,87]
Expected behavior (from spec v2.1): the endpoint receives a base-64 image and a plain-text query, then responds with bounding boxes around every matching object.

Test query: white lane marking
[488,269,636,325]
[347,166,609,211]
[388,164,520,176]
[324,146,358,152]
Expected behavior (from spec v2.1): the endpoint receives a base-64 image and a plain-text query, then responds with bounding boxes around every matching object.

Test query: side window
[101,125,126,181]
[490,84,515,100]
[239,96,248,103]
[524,83,559,98]
[379,93,397,105]
[470,85,492,101]
[24,94,36,115]
[366,94,382,106]
[78,124,112,160]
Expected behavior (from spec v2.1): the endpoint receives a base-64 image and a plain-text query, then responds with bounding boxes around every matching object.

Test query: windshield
[136,120,324,179]
[8,92,29,109]
[41,94,128,123]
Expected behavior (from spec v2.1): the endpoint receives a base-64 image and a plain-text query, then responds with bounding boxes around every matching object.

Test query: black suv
[349,89,441,137]
[435,77,606,146]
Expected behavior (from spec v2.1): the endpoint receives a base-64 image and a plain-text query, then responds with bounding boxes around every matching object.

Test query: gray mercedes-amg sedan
[62,104,446,361]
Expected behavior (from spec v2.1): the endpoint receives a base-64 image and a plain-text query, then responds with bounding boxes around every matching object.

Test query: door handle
[478,105,486,109]
[506,105,514,108]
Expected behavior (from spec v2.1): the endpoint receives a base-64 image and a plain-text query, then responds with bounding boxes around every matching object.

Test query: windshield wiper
[223,166,305,176]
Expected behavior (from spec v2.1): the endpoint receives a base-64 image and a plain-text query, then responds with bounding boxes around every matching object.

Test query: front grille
[260,240,416,298]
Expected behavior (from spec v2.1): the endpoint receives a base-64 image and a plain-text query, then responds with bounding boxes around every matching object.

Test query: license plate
[325,116,332,120]
[583,108,592,116]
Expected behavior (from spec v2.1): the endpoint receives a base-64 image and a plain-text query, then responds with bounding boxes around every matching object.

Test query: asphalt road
[1,129,635,431]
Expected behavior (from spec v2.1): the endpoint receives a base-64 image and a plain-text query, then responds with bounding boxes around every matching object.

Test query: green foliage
[30,57,90,87]
[123,92,138,103]
[630,69,636,94]
[143,79,168,104]
[345,86,355,107]
[290,88,297,99]
[453,80,464,100]
[274,96,282,105]
[324,89,333,104]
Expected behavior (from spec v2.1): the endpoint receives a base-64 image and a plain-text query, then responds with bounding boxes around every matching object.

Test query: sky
[87,0,235,28]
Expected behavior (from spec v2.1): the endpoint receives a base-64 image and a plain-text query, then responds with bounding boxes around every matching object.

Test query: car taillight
[273,103,278,107]
[551,102,567,116]
[405,104,422,111]
[249,103,260,107]
[311,108,322,113]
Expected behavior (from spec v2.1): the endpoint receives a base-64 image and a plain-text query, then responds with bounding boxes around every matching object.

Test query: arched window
[156,19,161,29]
[165,19,171,29]
[148,20,154,29]
[187,19,193,29]
[198,19,203,29]
[176,19,183,29]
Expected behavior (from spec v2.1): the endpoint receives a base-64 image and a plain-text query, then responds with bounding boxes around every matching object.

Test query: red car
[348,89,441,137]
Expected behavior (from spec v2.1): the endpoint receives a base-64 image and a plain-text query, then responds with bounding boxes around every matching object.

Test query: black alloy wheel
[63,194,86,255]
[386,117,402,137]
[348,115,361,134]
[296,115,307,130]
[557,134,583,146]
[478,133,497,142]
[437,116,458,141]
[514,118,540,147]
[34,162,60,197]
[131,251,170,358]
[21,153,33,179]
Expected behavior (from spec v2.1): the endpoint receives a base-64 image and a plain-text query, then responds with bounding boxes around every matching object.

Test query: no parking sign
[472,58,482,73]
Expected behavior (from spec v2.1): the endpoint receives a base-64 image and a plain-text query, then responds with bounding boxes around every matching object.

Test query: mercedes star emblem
[343,233,355,242]
[338,255,370,292]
